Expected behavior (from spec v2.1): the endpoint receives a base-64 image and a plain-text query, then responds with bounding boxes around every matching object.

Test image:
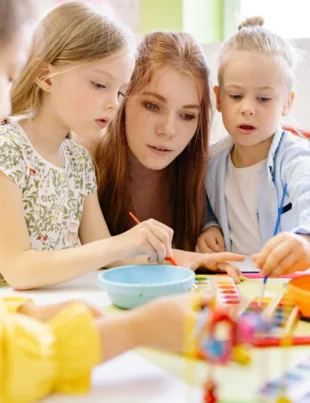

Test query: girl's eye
[91,81,106,89]
[118,91,125,99]
[230,94,242,100]
[258,97,271,103]
[182,113,195,121]
[144,102,159,111]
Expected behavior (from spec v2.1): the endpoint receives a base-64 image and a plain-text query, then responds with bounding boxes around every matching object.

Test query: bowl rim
[288,274,310,299]
[98,264,195,288]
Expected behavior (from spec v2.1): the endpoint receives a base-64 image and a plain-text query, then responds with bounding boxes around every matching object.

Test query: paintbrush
[129,211,178,266]
[259,184,288,308]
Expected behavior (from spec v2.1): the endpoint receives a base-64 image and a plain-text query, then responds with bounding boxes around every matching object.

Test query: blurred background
[37,0,310,140]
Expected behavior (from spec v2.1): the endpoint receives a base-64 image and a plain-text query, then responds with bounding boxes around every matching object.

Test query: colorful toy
[190,274,310,403]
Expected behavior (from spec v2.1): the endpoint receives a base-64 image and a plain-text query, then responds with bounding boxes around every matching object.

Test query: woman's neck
[127,151,173,225]
[233,136,274,168]
[128,150,168,181]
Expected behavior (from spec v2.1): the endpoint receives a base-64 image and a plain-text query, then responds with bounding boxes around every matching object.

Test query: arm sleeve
[0,135,27,190]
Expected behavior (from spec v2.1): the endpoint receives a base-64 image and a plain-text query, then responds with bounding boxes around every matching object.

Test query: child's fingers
[261,242,291,276]
[205,235,221,252]
[254,235,284,268]
[196,238,216,253]
[146,231,168,262]
[212,252,245,263]
[150,219,174,245]
[217,262,241,283]
[215,233,226,251]
[251,254,258,263]
[269,254,298,277]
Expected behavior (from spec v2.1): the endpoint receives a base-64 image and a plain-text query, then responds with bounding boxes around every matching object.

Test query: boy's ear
[282,91,295,116]
[214,86,222,112]
[35,64,54,92]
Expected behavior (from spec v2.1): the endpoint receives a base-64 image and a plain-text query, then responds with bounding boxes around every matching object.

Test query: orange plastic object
[287,275,310,317]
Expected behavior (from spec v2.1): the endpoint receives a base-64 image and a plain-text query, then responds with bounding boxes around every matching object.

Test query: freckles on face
[125,68,201,170]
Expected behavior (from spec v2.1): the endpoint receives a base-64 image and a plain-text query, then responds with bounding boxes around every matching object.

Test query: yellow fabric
[2,296,33,313]
[0,298,101,403]
[49,302,102,393]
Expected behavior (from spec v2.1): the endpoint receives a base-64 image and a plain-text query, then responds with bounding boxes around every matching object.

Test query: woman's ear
[282,91,295,116]
[35,64,55,92]
[214,86,222,112]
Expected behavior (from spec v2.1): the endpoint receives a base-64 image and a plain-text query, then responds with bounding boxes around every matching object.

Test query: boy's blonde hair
[218,16,298,91]
[11,1,134,117]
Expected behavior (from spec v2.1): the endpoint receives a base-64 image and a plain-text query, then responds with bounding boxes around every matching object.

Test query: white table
[0,272,202,403]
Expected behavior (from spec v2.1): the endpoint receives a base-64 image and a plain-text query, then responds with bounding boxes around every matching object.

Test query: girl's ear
[282,91,295,116]
[35,64,54,92]
[214,86,222,112]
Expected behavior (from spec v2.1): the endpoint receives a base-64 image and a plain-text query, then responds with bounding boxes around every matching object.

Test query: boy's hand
[252,232,310,277]
[196,226,226,253]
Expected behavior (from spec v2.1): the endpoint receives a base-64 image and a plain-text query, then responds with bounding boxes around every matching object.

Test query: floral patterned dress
[0,122,97,250]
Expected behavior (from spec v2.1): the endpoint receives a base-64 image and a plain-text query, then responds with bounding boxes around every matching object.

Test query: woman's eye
[182,113,195,121]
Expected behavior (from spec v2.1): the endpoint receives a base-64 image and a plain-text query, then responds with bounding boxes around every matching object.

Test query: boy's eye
[258,97,271,102]
[230,94,242,100]
[91,81,106,89]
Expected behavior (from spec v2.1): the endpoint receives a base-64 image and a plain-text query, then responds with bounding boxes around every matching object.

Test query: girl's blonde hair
[11,1,134,117]
[218,16,298,90]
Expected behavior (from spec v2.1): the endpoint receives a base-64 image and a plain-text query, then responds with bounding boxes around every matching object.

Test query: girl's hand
[20,300,103,321]
[116,219,174,263]
[132,293,208,354]
[252,232,310,277]
[196,227,226,253]
[175,250,243,283]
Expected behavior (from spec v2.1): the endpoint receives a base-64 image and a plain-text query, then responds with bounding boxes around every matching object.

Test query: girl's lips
[147,145,173,156]
[95,118,110,128]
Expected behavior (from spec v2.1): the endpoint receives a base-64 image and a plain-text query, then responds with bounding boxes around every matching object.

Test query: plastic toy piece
[203,379,218,403]
[275,396,292,403]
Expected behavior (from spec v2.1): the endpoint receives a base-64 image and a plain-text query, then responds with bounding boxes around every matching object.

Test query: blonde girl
[0,1,176,290]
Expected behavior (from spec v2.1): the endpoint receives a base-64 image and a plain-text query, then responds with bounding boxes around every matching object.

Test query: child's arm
[0,175,173,290]
[253,138,310,276]
[94,294,200,360]
[78,192,111,243]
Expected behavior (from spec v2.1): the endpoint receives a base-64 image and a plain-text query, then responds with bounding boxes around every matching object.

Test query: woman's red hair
[92,31,212,251]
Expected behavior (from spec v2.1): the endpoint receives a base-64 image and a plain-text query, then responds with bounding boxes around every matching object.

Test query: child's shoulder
[278,129,310,155]
[63,139,94,171]
[0,121,28,153]
[63,138,92,158]
[208,135,233,159]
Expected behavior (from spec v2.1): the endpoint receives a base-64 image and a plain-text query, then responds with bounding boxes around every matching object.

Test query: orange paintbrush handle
[129,212,178,266]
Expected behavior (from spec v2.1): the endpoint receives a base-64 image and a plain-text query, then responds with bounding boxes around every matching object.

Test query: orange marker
[129,211,178,266]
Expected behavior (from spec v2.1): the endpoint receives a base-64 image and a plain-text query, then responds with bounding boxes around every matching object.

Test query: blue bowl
[98,264,195,309]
